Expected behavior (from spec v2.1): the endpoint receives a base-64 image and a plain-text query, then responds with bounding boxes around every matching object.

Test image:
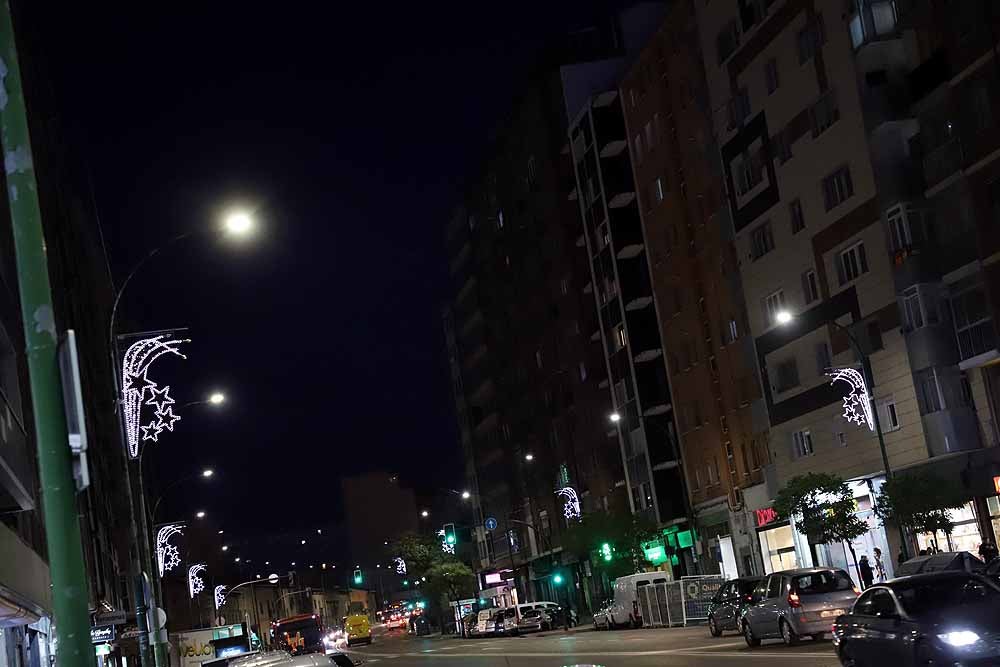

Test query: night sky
[28,1,615,557]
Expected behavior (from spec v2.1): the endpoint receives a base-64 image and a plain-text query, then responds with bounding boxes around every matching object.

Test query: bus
[270,614,324,655]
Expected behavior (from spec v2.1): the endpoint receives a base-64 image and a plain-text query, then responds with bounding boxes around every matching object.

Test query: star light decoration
[188,563,207,599]
[393,557,407,575]
[556,486,581,521]
[121,335,190,458]
[214,585,227,610]
[827,367,874,431]
[156,524,184,577]
[437,529,455,555]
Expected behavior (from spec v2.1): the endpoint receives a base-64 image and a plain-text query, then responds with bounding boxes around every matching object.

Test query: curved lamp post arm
[149,471,201,524]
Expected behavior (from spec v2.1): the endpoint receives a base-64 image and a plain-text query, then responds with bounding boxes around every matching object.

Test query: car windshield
[793,570,854,595]
[523,610,540,618]
[738,580,760,594]
[893,576,1000,617]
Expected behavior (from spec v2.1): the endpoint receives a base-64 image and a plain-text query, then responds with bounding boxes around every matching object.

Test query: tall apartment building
[619,0,771,578]
[444,67,627,610]
[693,0,1000,580]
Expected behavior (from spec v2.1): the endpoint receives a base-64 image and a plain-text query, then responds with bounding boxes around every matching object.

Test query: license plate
[820,610,843,618]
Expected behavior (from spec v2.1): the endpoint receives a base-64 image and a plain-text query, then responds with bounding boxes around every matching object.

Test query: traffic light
[552,572,564,586]
[416,601,426,609]
[353,568,363,585]
[443,523,457,545]
[600,543,613,562]
[402,579,409,587]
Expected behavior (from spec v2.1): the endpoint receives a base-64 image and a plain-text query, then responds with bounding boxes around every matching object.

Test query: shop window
[792,429,814,458]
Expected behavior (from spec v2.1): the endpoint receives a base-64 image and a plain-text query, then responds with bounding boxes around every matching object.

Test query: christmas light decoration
[827,367,874,431]
[393,557,407,575]
[556,486,581,521]
[188,563,207,599]
[214,585,227,610]
[156,524,184,577]
[121,335,189,458]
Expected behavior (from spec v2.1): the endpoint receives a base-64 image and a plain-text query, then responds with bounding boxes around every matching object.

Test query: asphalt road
[339,624,842,666]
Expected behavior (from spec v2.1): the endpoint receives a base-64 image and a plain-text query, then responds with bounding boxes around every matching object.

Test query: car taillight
[745,595,753,602]
[787,592,801,608]
[852,586,861,596]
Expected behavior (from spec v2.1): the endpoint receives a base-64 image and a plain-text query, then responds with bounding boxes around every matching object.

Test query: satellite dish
[268,573,280,585]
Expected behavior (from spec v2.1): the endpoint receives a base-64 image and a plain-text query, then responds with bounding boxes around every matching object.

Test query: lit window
[837,241,868,285]
[535,349,543,369]
[654,177,665,204]
[615,325,627,350]
[792,430,814,458]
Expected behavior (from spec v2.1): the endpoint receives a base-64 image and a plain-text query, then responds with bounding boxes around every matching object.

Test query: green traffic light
[403,580,409,586]
[446,535,456,545]
[553,573,564,585]
[601,543,613,562]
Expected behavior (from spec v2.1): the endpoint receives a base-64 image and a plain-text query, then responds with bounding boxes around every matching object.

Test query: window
[774,357,800,392]
[736,149,763,195]
[764,289,787,327]
[823,166,854,210]
[815,342,831,374]
[798,14,826,64]
[867,320,884,352]
[535,349,543,368]
[750,221,775,260]
[775,129,792,163]
[650,177,665,205]
[561,277,570,295]
[811,90,839,137]
[726,318,739,343]
[728,88,751,129]
[497,209,505,229]
[633,134,644,164]
[716,19,740,65]
[790,198,805,233]
[526,155,537,188]
[836,431,847,447]
[903,286,938,330]
[707,458,719,485]
[871,1,897,36]
[792,429,814,458]
[915,368,943,415]
[615,325,627,350]
[951,283,997,361]
[765,58,779,94]
[878,397,900,431]
[837,241,868,285]
[578,361,587,381]
[693,466,701,490]
[802,269,819,304]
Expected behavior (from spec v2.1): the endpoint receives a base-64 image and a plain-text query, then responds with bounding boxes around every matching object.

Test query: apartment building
[694,0,950,580]
[620,0,771,578]
[444,67,626,609]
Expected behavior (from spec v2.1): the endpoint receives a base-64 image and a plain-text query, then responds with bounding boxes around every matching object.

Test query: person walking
[859,555,874,590]
[873,547,887,582]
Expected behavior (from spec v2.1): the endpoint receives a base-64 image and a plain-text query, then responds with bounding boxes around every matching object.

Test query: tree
[774,473,870,579]
[875,472,967,538]
[423,560,476,603]
[561,511,659,577]
[391,532,444,579]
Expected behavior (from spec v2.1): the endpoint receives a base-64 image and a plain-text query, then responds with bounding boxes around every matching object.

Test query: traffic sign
[484,517,497,531]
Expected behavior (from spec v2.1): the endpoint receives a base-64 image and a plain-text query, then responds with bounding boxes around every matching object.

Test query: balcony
[923,136,964,192]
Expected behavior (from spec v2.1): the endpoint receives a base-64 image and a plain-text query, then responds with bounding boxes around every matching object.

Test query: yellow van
[345,605,371,646]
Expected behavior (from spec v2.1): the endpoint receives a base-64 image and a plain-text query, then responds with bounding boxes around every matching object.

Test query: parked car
[605,572,671,629]
[475,609,496,636]
[592,599,614,630]
[741,567,859,647]
[833,571,1000,666]
[708,576,763,637]
[517,609,555,633]
[896,551,985,577]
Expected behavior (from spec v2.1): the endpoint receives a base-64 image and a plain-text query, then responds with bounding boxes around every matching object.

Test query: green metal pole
[0,6,93,667]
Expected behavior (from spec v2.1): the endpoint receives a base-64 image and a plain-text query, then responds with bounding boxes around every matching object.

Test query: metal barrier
[636,576,724,628]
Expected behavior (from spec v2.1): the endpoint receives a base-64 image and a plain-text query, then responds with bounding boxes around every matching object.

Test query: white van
[606,572,671,628]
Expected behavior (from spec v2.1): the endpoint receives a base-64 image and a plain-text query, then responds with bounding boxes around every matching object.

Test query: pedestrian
[873,547,887,582]
[859,555,874,590]
[979,540,998,563]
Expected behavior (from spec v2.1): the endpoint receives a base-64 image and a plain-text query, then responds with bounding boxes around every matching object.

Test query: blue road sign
[484,517,498,531]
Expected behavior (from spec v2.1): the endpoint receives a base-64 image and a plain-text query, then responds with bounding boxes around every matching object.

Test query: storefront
[754,508,800,574]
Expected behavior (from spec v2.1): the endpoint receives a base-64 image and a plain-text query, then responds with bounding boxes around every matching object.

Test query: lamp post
[110,211,255,667]
[149,468,216,524]
[775,310,907,560]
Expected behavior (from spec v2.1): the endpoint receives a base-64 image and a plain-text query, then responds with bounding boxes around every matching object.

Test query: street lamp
[223,211,254,237]
[195,511,206,519]
[208,392,226,405]
[524,453,534,462]
[202,469,214,478]
[461,490,471,500]
[609,412,621,423]
[222,545,229,552]
[420,510,429,518]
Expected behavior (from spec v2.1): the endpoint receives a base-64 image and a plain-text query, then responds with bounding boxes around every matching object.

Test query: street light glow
[234,557,241,563]
[301,539,306,545]
[202,468,214,478]
[524,453,534,462]
[196,511,206,519]
[776,310,793,325]
[421,510,429,518]
[223,211,253,236]
[609,412,621,423]
[222,545,229,552]
[208,392,226,405]
[461,490,471,499]
[218,530,224,534]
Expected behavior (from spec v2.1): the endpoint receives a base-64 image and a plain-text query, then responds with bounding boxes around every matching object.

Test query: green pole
[0,6,93,667]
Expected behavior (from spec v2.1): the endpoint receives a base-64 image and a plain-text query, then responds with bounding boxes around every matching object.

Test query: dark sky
[28,1,614,560]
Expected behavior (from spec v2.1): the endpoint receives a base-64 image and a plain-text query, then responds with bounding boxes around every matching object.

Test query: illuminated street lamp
[208,392,226,405]
[195,510,206,519]
[223,211,254,237]
[524,453,534,462]
[202,468,214,478]
[461,490,471,500]
[420,510,429,518]
[609,412,621,423]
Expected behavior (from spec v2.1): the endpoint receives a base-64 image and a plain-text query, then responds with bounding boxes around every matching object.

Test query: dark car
[833,571,1000,666]
[708,576,763,637]
[895,551,985,577]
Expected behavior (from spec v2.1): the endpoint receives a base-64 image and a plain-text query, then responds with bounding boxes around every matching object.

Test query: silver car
[741,567,859,647]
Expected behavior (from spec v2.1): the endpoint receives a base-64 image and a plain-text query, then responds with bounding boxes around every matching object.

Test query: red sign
[755,507,779,528]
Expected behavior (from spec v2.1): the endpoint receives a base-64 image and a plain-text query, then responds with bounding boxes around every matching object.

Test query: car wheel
[743,621,760,647]
[780,619,799,646]
[709,615,722,637]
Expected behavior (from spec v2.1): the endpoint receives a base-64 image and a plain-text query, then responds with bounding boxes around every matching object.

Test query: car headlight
[938,631,980,647]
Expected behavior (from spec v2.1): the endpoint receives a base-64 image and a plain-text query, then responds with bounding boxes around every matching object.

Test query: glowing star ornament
[120,335,189,458]
[827,367,874,431]
[155,405,181,432]
[214,585,227,610]
[393,557,407,575]
[156,524,184,577]
[556,486,581,521]
[188,563,207,599]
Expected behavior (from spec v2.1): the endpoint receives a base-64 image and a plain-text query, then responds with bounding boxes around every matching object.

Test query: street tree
[562,511,658,577]
[391,532,444,579]
[875,471,967,540]
[775,473,869,579]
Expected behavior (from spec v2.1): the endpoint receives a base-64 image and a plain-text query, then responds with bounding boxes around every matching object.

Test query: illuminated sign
[755,507,779,528]
[641,538,667,565]
[483,572,502,585]
[90,625,115,644]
